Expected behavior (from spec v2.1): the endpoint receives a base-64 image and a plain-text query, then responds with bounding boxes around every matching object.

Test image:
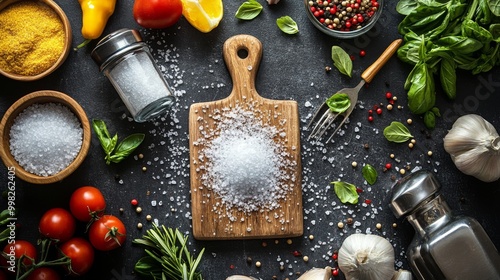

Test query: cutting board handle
[223,34,263,101]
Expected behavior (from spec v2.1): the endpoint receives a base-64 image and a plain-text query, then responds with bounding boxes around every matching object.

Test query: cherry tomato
[59,238,94,276]
[88,215,126,251]
[39,208,76,243]
[1,240,37,267]
[69,186,106,222]
[133,0,183,29]
[26,267,61,280]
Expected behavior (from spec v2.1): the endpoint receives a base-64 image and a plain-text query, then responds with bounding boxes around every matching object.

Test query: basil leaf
[326,93,351,113]
[488,0,500,17]
[407,62,436,114]
[439,57,456,99]
[424,111,436,129]
[331,46,353,78]
[331,181,358,204]
[104,134,118,165]
[276,16,299,34]
[383,121,414,143]
[396,0,418,15]
[235,0,263,20]
[362,164,378,185]
[114,133,145,158]
[431,107,441,117]
[490,24,500,41]
[92,119,116,155]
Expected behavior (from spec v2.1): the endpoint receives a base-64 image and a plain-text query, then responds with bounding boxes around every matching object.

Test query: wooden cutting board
[188,35,303,240]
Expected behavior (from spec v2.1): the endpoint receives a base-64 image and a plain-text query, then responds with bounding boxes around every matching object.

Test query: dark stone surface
[1,0,499,279]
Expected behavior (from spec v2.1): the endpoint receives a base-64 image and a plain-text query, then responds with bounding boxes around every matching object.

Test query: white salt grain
[9,103,82,176]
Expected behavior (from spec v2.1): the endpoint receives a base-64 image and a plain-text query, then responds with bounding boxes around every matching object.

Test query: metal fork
[307,39,403,143]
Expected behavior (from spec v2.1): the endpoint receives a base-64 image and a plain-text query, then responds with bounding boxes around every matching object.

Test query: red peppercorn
[332,253,338,260]
[385,163,392,169]
[385,91,393,99]
[292,250,302,257]
[350,55,355,61]
[356,187,364,193]
[345,21,352,28]
[365,199,372,204]
[332,267,340,277]
[376,108,382,115]
[131,199,138,206]
[230,264,235,269]
[368,109,373,115]
[368,115,374,122]
[359,50,366,57]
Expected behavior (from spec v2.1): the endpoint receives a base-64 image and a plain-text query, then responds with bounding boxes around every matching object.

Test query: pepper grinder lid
[389,170,441,218]
[91,29,144,71]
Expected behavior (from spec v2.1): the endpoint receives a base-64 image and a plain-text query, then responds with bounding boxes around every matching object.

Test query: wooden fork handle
[361,39,403,84]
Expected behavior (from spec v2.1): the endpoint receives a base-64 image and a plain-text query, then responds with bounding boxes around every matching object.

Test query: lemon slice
[181,0,223,33]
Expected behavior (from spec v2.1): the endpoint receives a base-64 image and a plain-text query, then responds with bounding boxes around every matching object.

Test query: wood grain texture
[189,35,303,240]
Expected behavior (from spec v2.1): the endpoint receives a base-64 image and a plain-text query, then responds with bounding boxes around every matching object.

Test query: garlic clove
[338,234,395,280]
[391,269,413,280]
[226,276,259,280]
[297,266,332,280]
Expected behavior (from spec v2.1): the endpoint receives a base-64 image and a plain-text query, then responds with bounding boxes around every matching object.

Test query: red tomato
[133,0,183,29]
[69,186,106,222]
[1,240,37,267]
[88,215,126,251]
[26,267,61,280]
[39,208,75,243]
[59,238,94,276]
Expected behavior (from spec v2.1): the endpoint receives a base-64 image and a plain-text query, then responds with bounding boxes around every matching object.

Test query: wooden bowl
[0,0,72,81]
[0,91,91,184]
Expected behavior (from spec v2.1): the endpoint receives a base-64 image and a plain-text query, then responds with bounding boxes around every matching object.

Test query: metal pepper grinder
[389,170,500,280]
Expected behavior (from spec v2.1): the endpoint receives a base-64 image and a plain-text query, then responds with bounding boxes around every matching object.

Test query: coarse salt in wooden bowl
[0,0,72,81]
[0,90,91,184]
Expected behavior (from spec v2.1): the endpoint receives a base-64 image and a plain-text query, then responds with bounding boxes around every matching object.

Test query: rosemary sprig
[133,224,204,280]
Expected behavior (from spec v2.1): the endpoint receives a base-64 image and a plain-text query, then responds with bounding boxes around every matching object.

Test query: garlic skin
[391,269,413,280]
[338,234,395,280]
[267,0,280,4]
[443,114,500,182]
[226,276,258,280]
[297,266,332,280]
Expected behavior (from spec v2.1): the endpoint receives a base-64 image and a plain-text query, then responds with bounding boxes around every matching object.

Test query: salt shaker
[389,170,500,280]
[91,29,175,122]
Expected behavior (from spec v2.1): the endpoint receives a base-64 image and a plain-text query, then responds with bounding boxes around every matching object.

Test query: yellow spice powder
[0,1,65,76]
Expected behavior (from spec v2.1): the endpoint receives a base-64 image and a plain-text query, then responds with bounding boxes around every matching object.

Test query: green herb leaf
[488,0,500,16]
[362,164,378,185]
[108,133,145,164]
[407,62,435,114]
[276,16,299,34]
[331,181,358,204]
[396,0,418,15]
[92,119,116,155]
[424,111,436,129]
[235,0,263,20]
[331,46,352,77]
[383,121,414,143]
[439,57,457,99]
[431,107,441,117]
[326,93,351,113]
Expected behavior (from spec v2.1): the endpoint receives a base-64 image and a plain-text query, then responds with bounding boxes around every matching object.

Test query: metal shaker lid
[389,170,441,218]
[91,29,144,71]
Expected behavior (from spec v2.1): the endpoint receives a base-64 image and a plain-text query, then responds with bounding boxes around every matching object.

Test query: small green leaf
[431,107,441,117]
[331,181,359,204]
[424,111,436,129]
[362,164,378,185]
[326,93,351,113]
[276,16,299,34]
[331,46,353,77]
[92,119,116,155]
[235,0,263,20]
[110,133,145,164]
[383,121,414,143]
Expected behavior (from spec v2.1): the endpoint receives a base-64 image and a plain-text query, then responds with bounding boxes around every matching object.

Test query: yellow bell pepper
[77,0,116,48]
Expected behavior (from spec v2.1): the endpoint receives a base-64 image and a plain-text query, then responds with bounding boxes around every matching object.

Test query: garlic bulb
[226,276,258,280]
[297,266,332,280]
[443,114,500,182]
[338,234,395,280]
[391,269,413,280]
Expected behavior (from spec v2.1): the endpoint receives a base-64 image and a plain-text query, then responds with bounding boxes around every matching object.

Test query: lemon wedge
[181,0,223,33]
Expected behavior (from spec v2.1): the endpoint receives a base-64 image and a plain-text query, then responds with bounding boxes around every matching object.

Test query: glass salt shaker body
[91,29,175,122]
[390,170,500,280]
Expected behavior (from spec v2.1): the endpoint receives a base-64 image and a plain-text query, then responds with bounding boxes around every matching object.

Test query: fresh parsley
[331,181,359,204]
[276,16,299,34]
[235,0,263,20]
[92,119,145,165]
[383,121,414,143]
[331,46,353,77]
